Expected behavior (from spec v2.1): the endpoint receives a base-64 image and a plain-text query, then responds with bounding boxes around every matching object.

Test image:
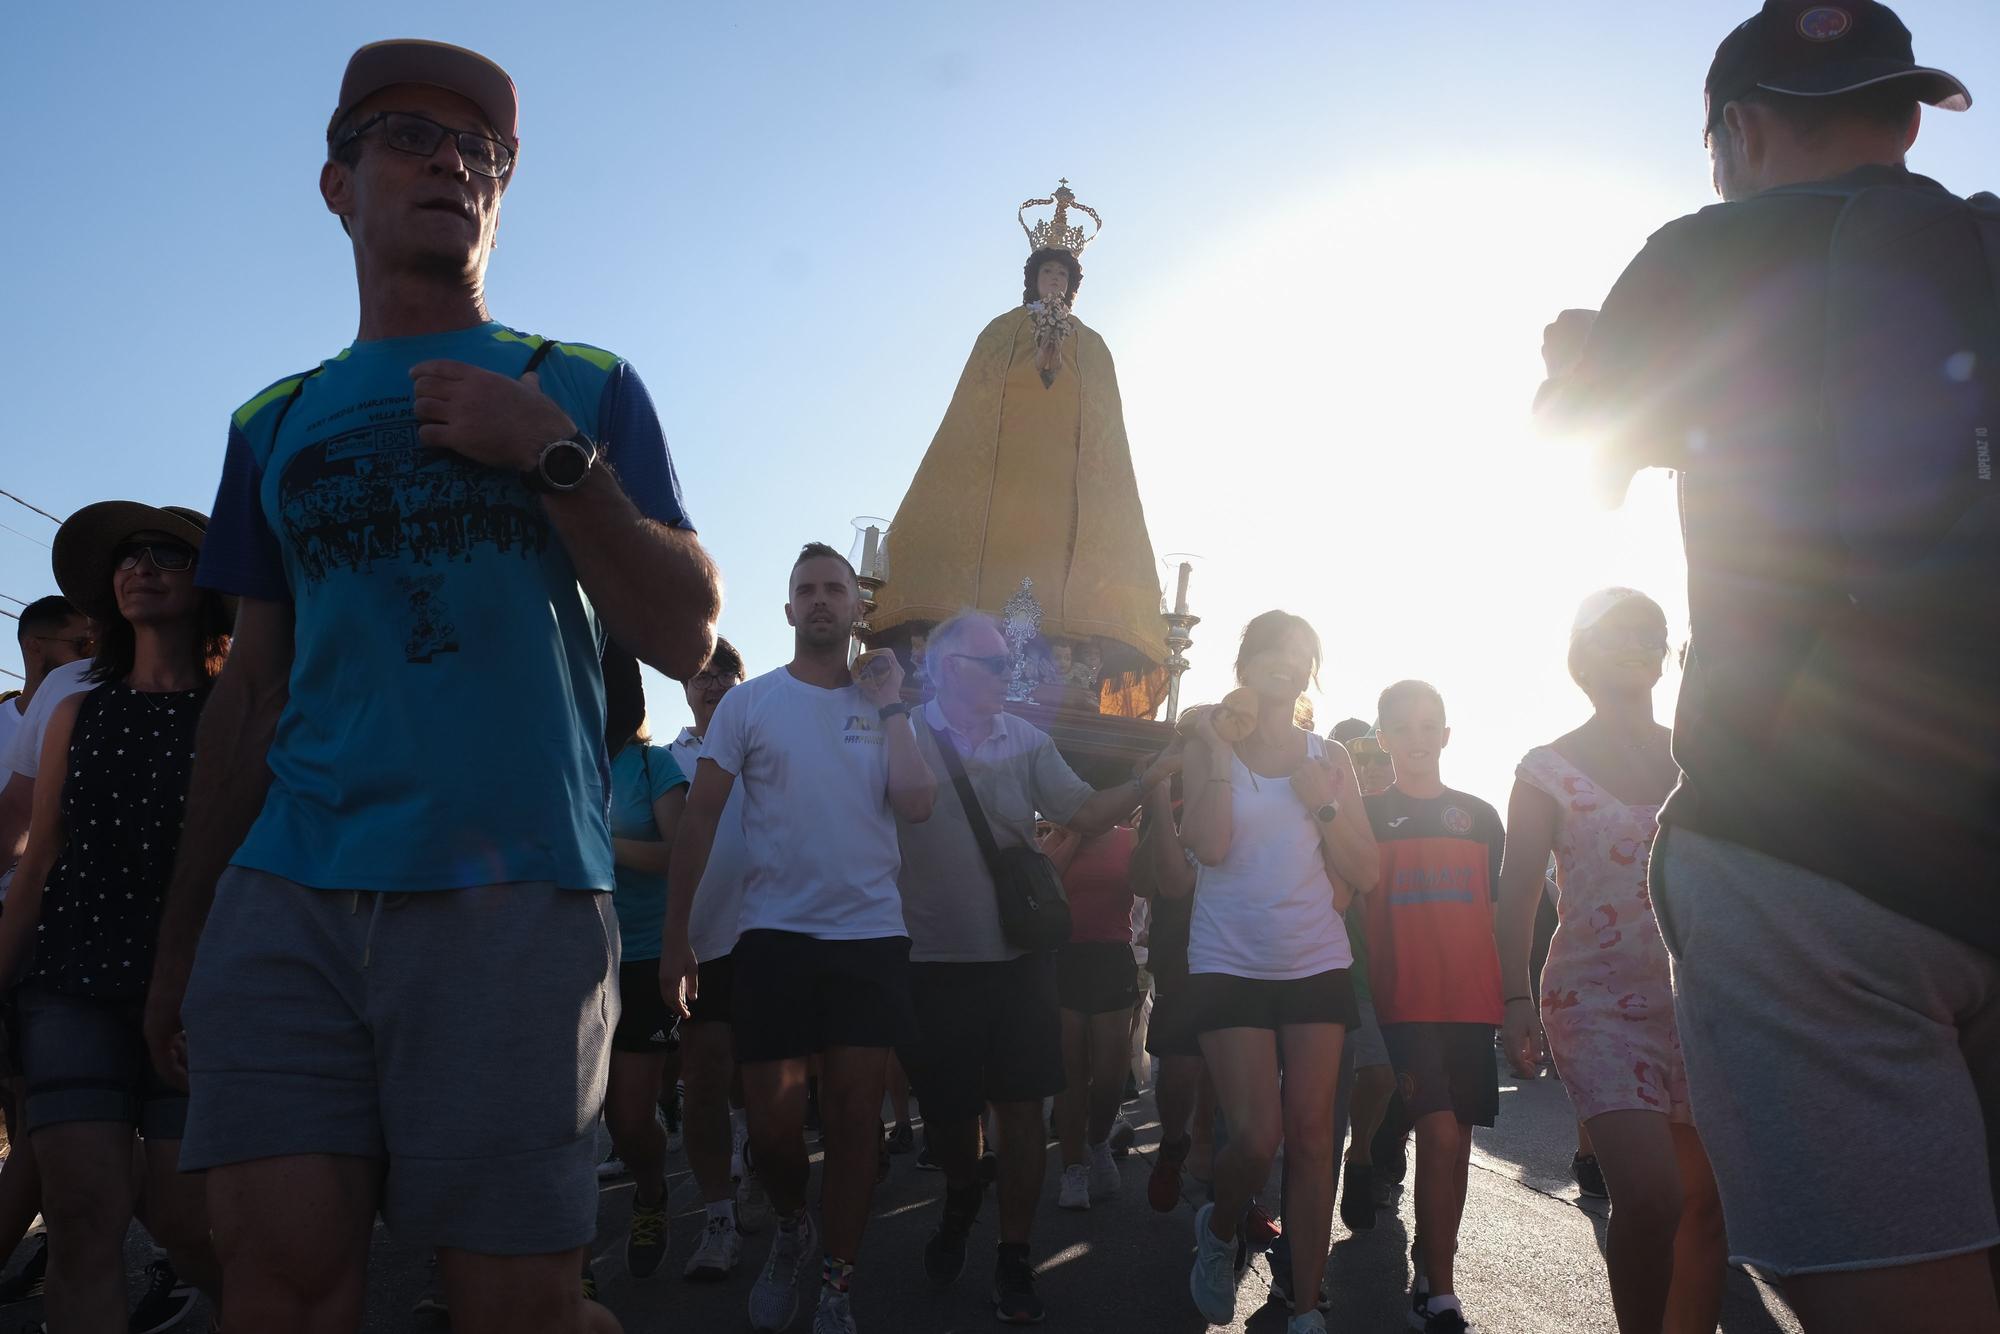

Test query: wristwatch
[878,702,912,722]
[1314,800,1341,824]
[524,434,598,493]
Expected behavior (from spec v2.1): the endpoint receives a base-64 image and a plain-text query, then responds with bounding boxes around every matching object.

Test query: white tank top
[1187,733,1353,981]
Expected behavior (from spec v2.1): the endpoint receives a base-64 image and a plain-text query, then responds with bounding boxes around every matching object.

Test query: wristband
[878,702,912,722]
[1504,994,1534,1006]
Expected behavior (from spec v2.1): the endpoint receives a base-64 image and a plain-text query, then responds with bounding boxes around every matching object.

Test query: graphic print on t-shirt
[276,406,548,663]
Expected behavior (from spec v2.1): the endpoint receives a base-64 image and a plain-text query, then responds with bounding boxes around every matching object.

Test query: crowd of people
[3,1,1999,1331]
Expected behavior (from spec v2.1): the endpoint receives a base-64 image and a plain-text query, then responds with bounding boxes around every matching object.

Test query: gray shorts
[180,868,618,1256]
[1658,828,2000,1276]
[1350,991,1390,1069]
[17,984,186,1139]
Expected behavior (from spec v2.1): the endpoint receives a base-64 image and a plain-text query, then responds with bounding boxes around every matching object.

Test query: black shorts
[613,959,680,1054]
[1382,1021,1500,1127]
[899,953,1064,1123]
[1145,973,1202,1058]
[1056,940,1139,1015]
[686,952,736,1028]
[1185,968,1357,1035]
[731,930,913,1063]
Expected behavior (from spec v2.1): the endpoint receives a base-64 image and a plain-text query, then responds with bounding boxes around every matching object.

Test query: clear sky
[5,1,1997,807]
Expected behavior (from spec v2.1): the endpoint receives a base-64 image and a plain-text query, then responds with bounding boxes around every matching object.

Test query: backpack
[1767,180,2000,893]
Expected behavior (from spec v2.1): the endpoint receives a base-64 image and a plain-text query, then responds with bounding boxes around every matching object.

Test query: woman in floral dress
[1496,588,1726,1334]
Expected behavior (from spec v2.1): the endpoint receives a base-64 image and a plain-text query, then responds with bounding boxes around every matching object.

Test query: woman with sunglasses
[1495,588,1726,1334]
[0,502,230,1331]
[1173,611,1377,1333]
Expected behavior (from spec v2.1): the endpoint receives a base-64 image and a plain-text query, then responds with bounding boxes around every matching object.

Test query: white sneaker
[596,1153,629,1180]
[684,1213,743,1281]
[730,1116,750,1182]
[812,1285,858,1334]
[1287,1311,1329,1334]
[1088,1140,1120,1202]
[738,1170,776,1235]
[749,1210,816,1332]
[1057,1163,1091,1211]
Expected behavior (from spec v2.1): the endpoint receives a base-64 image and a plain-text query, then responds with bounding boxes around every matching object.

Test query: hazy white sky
[6,1,1997,805]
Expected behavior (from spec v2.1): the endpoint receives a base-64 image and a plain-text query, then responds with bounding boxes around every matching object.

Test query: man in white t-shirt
[664,542,935,1334]
[664,634,772,1280]
[1,598,97,891]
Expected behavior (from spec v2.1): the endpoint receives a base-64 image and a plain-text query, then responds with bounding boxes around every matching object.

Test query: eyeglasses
[114,543,196,572]
[689,671,742,689]
[951,653,1012,678]
[31,634,96,655]
[336,111,515,180]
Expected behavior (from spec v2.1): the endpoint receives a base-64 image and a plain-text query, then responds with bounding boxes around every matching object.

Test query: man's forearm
[156,674,282,965]
[1070,778,1145,836]
[545,471,720,680]
[883,716,935,821]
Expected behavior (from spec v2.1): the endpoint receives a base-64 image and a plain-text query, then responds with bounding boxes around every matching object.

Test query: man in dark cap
[1538,4,1999,1329]
[143,38,719,1334]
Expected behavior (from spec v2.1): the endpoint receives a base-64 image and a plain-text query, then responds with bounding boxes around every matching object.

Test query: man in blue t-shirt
[141,39,719,1334]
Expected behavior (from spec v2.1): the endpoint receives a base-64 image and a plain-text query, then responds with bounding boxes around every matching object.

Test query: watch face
[543,439,591,488]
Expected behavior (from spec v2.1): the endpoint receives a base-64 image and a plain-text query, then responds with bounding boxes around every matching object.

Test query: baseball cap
[1706,1,1970,134]
[328,39,519,147]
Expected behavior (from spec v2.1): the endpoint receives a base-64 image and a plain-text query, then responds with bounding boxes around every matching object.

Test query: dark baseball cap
[328,39,519,147]
[1706,1,1970,134]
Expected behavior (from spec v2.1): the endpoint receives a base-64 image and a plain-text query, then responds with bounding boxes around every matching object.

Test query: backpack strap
[522,338,559,376]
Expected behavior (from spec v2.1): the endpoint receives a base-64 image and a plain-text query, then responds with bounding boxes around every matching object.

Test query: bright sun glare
[1118,160,1698,804]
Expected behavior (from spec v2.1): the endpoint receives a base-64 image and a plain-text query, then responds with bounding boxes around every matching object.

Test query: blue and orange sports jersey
[1363,786,1506,1026]
[198,323,693,894]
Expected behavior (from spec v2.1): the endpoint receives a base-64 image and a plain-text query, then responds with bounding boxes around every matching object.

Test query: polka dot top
[32,680,208,999]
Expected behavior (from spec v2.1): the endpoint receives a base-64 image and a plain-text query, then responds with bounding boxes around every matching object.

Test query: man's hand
[1135,745,1184,793]
[854,649,905,710]
[1541,309,1599,380]
[1501,997,1545,1078]
[660,931,700,1021]
[410,362,576,473]
[144,958,193,1092]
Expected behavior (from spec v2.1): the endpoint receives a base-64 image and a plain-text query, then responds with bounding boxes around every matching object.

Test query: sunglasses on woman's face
[114,543,197,572]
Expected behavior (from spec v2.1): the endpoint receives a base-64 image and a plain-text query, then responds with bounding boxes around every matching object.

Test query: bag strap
[523,338,560,376]
[932,723,1006,873]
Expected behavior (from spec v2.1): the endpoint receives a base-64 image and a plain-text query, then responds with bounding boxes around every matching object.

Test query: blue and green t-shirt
[609,741,689,960]
[198,322,694,893]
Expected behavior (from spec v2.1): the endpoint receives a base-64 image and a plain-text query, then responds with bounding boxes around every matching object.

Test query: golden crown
[1018,179,1101,255]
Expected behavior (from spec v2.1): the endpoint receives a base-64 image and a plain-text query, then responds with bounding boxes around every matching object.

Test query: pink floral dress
[1518,745,1691,1123]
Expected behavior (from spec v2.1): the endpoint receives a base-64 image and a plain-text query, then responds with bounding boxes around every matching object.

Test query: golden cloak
[873,307,1165,678]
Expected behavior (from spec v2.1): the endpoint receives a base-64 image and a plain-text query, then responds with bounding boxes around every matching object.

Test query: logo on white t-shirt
[843,714,884,746]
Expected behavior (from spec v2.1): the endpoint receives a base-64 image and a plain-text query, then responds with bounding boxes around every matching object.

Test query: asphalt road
[47,1063,1803,1333]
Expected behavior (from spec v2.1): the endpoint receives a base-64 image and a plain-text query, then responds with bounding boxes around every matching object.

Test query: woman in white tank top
[1169,612,1378,1331]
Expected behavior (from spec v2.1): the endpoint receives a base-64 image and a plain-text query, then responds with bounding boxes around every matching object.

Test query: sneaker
[597,1151,629,1180]
[738,1171,776,1235]
[1572,1152,1609,1199]
[915,1135,941,1172]
[0,1233,46,1303]
[1339,1159,1377,1232]
[886,1123,914,1155]
[1187,1202,1240,1325]
[1375,1116,1409,1186]
[685,1213,743,1281]
[749,1210,817,1332]
[731,1116,751,1182]
[1408,1272,1432,1330]
[1371,1167,1399,1210]
[1148,1133,1190,1213]
[1087,1141,1119,1202]
[811,1285,857,1334]
[626,1191,669,1278]
[1108,1117,1136,1159]
[129,1259,199,1334]
[1423,1298,1471,1333]
[991,1249,1044,1324]
[1057,1163,1091,1211]
[1288,1312,1329,1334]
[410,1284,449,1322]
[924,1182,981,1286]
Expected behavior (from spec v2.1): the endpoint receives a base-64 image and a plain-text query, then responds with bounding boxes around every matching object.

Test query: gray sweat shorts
[179,867,618,1256]
[1657,827,2000,1277]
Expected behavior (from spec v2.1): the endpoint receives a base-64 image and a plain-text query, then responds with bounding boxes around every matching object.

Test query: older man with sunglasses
[893,610,1177,1323]
[143,39,719,1334]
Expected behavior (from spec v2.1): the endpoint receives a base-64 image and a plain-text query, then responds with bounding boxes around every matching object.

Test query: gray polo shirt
[897,699,1096,963]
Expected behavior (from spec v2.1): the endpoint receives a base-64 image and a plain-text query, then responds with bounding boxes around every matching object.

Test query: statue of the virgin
[869,181,1167,717]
